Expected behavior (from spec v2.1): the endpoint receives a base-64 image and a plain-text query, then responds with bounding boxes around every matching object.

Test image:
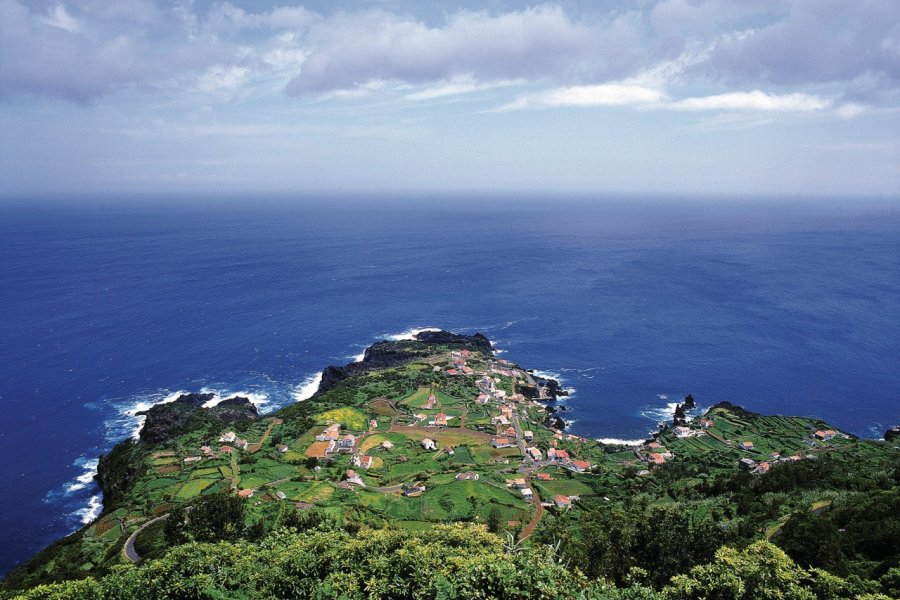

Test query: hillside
[2,331,899,599]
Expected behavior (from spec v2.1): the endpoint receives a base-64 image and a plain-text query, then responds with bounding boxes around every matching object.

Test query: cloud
[0,0,896,115]
[285,6,643,96]
[670,90,830,112]
[498,85,836,116]
[40,4,82,33]
[497,84,664,111]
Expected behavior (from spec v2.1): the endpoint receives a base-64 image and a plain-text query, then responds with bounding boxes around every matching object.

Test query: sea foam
[293,372,323,402]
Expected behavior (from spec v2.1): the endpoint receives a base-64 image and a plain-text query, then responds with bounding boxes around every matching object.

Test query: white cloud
[40,4,81,33]
[196,65,250,93]
[405,76,520,101]
[542,84,664,107]
[670,90,831,112]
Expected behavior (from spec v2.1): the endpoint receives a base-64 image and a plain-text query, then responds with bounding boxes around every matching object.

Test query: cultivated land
[3,331,899,595]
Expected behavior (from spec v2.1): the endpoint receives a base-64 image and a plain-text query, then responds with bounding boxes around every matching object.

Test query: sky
[0,0,898,198]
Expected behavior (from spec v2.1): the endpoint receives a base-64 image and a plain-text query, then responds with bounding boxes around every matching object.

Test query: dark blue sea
[1,196,898,576]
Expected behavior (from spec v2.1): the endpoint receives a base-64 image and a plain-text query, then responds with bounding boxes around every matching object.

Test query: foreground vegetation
[3,331,899,598]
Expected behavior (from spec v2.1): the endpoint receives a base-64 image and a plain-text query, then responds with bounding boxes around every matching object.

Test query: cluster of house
[304,423,357,459]
[506,478,533,501]
[445,351,477,376]
[641,441,675,467]
[740,449,805,474]
[219,431,250,451]
[814,429,837,441]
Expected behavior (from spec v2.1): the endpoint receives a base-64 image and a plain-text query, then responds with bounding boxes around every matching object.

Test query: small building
[491,437,514,449]
[553,449,570,462]
[520,487,533,500]
[219,445,233,453]
[403,482,426,497]
[461,366,474,375]
[238,489,254,499]
[423,393,436,409]
[648,453,666,466]
[570,460,591,472]
[381,440,394,450]
[345,470,366,486]
[276,444,289,453]
[754,461,771,474]
[315,423,342,442]
[739,457,757,470]
[700,419,714,429]
[455,471,479,480]
[815,430,836,441]
[647,441,661,449]
[446,369,458,375]
[432,412,448,427]
[422,438,437,451]
[183,456,202,463]
[527,447,543,461]
[369,419,378,430]
[234,438,249,450]
[536,473,554,481]
[523,430,534,442]
[219,432,236,443]
[674,426,693,438]
[508,478,528,489]
[553,494,572,509]
[352,454,374,470]
[336,434,356,452]
[274,490,287,500]
[476,393,491,403]
[200,446,215,457]
[740,441,755,450]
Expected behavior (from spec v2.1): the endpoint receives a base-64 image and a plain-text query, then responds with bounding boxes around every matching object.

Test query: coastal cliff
[4,330,900,600]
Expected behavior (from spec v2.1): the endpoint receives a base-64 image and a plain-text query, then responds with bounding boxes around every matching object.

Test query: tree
[776,510,847,575]
[164,492,245,545]
[487,507,503,533]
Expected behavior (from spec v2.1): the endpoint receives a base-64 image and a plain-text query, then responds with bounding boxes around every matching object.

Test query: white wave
[531,369,562,381]
[199,388,269,411]
[641,401,681,423]
[74,494,103,524]
[120,389,187,441]
[65,458,99,493]
[351,351,366,363]
[384,327,442,341]
[596,438,645,446]
[293,372,323,402]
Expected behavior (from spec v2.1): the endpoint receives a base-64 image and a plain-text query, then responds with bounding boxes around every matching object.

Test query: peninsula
[3,331,899,599]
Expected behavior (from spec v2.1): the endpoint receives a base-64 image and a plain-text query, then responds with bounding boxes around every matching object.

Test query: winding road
[122,513,170,563]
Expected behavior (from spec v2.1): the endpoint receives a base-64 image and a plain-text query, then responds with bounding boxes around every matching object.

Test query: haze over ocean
[1,196,898,575]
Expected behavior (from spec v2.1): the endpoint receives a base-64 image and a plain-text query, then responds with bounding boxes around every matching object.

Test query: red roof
[554,450,570,460]
[571,460,590,469]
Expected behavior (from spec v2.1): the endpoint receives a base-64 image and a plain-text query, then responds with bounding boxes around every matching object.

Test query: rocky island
[3,331,899,599]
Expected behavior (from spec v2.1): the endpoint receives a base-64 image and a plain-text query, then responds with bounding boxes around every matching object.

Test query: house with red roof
[553,494,572,509]
[570,460,591,472]
[237,489,254,499]
[491,437,514,448]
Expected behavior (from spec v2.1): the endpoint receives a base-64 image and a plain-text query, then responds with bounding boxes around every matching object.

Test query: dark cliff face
[137,393,258,444]
[315,330,494,396]
[413,330,493,354]
[886,426,900,443]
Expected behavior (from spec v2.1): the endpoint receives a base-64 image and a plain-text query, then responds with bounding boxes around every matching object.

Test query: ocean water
[1,196,898,575]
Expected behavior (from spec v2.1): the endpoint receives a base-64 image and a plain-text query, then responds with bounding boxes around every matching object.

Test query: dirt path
[519,484,543,540]
[248,418,282,453]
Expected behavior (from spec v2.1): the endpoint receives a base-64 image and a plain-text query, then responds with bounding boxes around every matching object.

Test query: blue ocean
[1,196,898,576]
